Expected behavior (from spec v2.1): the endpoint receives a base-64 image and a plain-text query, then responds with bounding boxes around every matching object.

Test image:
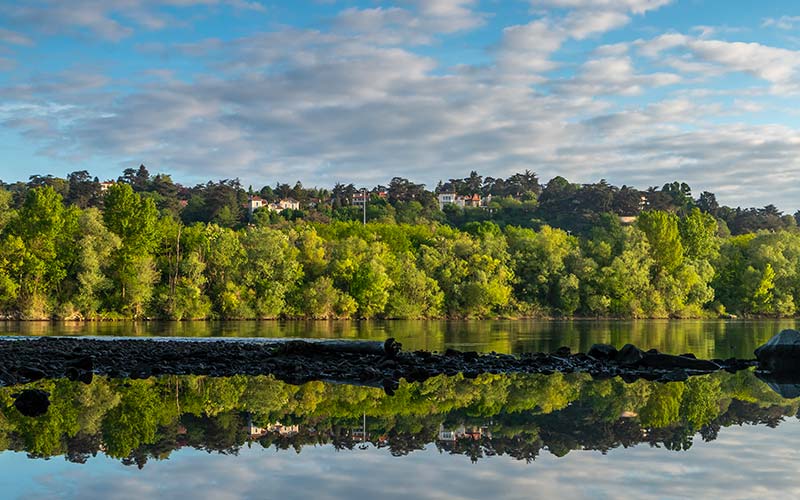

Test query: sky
[2,1,800,209]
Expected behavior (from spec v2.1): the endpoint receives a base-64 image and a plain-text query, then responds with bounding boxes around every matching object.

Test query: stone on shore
[755,329,800,373]
[641,352,720,371]
[616,344,644,367]
[588,344,618,361]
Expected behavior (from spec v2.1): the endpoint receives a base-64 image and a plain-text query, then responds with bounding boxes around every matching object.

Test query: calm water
[1,320,799,499]
[2,319,798,358]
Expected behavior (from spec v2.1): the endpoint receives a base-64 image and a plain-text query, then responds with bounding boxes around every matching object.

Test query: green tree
[103,184,160,317]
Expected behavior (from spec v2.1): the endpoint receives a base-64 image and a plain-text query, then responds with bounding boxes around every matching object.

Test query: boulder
[554,346,571,357]
[616,344,644,367]
[755,329,800,373]
[12,389,50,417]
[587,344,618,361]
[641,353,720,371]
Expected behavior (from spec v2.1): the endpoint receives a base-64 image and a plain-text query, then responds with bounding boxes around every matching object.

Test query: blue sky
[2,0,800,208]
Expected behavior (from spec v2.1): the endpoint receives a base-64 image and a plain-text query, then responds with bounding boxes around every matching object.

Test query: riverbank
[0,337,757,394]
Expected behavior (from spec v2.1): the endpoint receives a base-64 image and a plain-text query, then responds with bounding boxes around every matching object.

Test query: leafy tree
[103,184,160,317]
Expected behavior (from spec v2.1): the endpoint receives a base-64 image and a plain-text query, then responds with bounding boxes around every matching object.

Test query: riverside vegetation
[2,168,800,320]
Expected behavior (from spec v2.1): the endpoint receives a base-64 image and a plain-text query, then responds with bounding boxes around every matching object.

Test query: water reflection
[0,370,797,468]
[2,319,799,359]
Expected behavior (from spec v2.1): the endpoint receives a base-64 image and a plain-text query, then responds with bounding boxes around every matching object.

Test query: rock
[66,366,93,384]
[755,329,800,373]
[662,369,689,382]
[15,366,46,382]
[383,338,401,359]
[555,346,571,357]
[66,356,93,371]
[616,344,644,367]
[463,351,479,362]
[12,389,50,417]
[587,344,618,361]
[641,353,720,371]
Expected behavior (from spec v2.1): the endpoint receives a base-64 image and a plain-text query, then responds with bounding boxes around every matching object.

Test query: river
[0,320,798,499]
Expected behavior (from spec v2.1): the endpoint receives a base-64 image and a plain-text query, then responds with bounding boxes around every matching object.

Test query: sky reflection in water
[0,365,798,499]
[5,421,800,500]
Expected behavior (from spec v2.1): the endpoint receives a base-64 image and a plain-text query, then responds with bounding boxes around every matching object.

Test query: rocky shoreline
[0,337,759,393]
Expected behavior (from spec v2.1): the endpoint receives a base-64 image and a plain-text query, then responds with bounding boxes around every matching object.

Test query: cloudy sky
[2,1,800,208]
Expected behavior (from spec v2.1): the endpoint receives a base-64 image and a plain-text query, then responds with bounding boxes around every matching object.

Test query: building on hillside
[247,195,266,215]
[438,192,492,211]
[463,193,482,207]
[437,192,460,210]
[269,198,300,211]
[100,181,115,192]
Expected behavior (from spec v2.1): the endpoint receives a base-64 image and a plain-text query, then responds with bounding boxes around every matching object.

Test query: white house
[270,198,300,211]
[247,195,266,215]
[437,192,460,210]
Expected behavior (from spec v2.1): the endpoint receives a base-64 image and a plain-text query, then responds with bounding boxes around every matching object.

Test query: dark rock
[646,348,660,355]
[15,366,46,382]
[755,329,800,373]
[12,389,50,417]
[383,338,401,359]
[679,353,697,359]
[641,353,720,371]
[66,356,93,371]
[444,348,460,357]
[587,344,618,361]
[555,346,571,357]
[64,366,94,385]
[662,369,689,382]
[377,359,397,369]
[463,351,479,362]
[617,344,644,367]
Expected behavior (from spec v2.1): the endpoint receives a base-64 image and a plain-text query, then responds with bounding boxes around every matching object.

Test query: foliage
[0,170,798,318]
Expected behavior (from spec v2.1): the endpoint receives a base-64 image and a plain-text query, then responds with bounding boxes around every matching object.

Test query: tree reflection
[0,369,796,467]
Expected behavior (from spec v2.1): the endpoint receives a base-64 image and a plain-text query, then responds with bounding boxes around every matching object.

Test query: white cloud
[555,56,681,96]
[332,0,485,46]
[638,34,800,93]
[689,40,800,87]
[402,0,485,33]
[563,9,631,39]
[529,0,673,15]
[762,16,800,30]
[0,28,34,46]
[0,0,266,41]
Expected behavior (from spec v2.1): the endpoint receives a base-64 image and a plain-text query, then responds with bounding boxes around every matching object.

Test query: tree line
[3,169,800,319]
[9,166,798,236]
